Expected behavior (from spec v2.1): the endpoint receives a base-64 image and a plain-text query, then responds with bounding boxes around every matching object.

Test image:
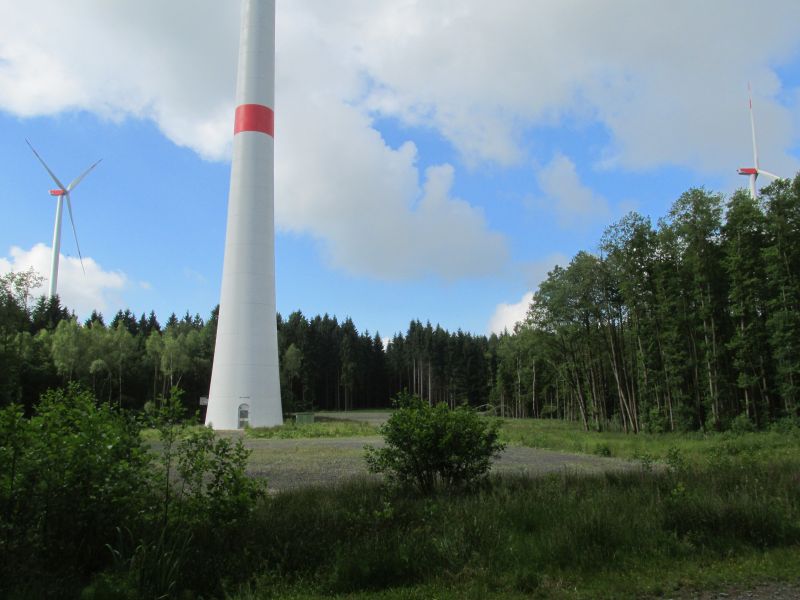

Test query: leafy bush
[0,384,265,598]
[729,412,756,434]
[109,388,265,597]
[0,384,152,595]
[364,392,505,493]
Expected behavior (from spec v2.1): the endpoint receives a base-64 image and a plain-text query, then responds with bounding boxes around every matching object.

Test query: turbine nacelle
[49,189,66,196]
[737,86,783,199]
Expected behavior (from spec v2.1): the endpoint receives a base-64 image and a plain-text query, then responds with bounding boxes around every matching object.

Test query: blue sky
[2,0,800,339]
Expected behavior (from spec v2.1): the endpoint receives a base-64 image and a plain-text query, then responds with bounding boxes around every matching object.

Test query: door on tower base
[238,403,250,429]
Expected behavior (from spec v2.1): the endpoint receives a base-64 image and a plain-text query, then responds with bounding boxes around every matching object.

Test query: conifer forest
[2,177,800,432]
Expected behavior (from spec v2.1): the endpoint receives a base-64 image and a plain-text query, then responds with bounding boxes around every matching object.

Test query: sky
[1,0,800,339]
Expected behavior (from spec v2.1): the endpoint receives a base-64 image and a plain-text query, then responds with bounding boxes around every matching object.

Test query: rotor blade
[65,193,85,275]
[748,83,759,170]
[66,158,102,192]
[757,169,782,181]
[26,138,67,191]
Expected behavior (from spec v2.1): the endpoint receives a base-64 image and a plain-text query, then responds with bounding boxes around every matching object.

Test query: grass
[135,413,800,598]
[222,454,800,599]
[81,414,800,598]
[499,417,800,464]
[232,548,800,599]
[246,418,379,439]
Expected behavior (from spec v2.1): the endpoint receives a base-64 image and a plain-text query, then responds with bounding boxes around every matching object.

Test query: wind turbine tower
[737,86,782,199]
[27,140,101,298]
[206,0,282,429]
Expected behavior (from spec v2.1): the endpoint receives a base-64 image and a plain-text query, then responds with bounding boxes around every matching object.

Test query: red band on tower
[234,104,274,137]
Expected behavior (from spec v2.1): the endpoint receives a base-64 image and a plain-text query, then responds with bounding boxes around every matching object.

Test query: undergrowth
[225,449,800,599]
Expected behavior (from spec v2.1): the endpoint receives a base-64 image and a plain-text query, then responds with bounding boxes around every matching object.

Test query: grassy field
[243,411,800,467]
[499,417,800,464]
[223,456,800,599]
[133,414,800,598]
[213,415,800,599]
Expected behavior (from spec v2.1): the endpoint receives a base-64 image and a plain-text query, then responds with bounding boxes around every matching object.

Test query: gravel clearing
[668,582,800,599]
[236,434,636,492]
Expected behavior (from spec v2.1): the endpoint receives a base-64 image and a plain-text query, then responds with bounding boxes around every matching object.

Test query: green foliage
[225,452,800,599]
[175,427,264,526]
[106,386,266,597]
[364,392,505,492]
[0,384,265,598]
[0,384,151,595]
[729,412,757,434]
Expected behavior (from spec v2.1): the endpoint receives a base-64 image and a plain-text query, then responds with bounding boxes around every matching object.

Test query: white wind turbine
[737,85,782,199]
[26,139,102,298]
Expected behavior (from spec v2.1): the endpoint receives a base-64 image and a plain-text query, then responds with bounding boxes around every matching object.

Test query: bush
[0,385,266,598]
[729,412,756,434]
[0,384,152,595]
[364,392,505,493]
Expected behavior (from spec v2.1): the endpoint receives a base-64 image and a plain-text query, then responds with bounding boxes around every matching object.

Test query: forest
[1,176,799,432]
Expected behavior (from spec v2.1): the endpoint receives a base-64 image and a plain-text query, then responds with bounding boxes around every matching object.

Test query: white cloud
[488,253,567,335]
[0,244,127,318]
[2,0,800,279]
[355,2,800,175]
[534,154,611,227]
[488,291,533,336]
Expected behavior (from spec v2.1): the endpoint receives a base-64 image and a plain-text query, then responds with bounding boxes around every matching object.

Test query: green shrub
[1,384,266,598]
[729,412,756,434]
[364,392,505,493]
[0,384,152,595]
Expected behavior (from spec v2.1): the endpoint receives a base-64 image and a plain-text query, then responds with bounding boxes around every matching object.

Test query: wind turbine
[26,139,102,298]
[737,85,782,199]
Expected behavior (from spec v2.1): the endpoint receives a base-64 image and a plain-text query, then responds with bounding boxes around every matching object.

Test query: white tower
[206,0,282,429]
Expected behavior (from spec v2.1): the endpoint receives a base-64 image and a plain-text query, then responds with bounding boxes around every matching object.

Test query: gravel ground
[239,410,636,491]
[238,434,636,492]
[211,423,799,599]
[668,582,800,599]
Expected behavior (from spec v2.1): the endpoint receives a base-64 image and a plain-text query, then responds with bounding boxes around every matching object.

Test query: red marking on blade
[49,189,66,196]
[738,168,757,175]
[234,104,274,137]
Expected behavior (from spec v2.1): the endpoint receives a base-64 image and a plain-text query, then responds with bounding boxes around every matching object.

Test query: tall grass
[499,417,800,464]
[226,451,800,599]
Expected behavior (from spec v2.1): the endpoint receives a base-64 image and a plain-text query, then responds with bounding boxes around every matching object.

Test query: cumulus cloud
[2,0,799,279]
[533,154,611,228]
[0,244,127,318]
[487,291,533,336]
[355,2,800,175]
[0,0,509,281]
[487,253,567,335]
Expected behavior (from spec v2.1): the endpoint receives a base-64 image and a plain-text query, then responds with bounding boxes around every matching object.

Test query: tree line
[0,275,496,415]
[495,177,800,431]
[2,175,799,430]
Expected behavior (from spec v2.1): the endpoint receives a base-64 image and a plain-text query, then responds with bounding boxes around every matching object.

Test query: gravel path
[669,582,800,599]
[239,435,636,492]
[218,426,797,599]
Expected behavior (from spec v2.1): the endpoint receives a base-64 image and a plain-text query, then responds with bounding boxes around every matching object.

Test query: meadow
[3,393,800,599]
[217,415,800,599]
